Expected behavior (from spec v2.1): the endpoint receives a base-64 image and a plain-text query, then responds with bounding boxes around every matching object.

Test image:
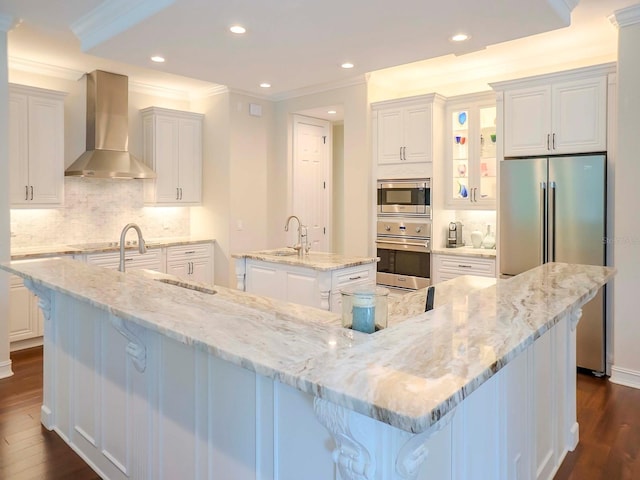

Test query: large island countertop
[232,248,378,271]
[1,257,614,435]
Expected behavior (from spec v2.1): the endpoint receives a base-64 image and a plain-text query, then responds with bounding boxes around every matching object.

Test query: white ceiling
[0,0,636,101]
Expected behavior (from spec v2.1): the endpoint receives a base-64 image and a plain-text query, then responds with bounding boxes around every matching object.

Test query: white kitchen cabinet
[432,253,495,284]
[166,242,214,285]
[84,248,164,272]
[8,274,43,346]
[372,94,445,177]
[9,84,65,207]
[445,92,497,209]
[237,257,375,312]
[141,107,204,205]
[497,66,610,157]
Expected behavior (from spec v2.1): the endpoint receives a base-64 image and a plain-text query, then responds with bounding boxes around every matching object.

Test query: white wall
[274,81,371,257]
[611,8,640,388]
[191,91,275,288]
[0,16,13,379]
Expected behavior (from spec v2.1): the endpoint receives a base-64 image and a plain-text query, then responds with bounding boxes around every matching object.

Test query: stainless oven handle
[375,240,430,253]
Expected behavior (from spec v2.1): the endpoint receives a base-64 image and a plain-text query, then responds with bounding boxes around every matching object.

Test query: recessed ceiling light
[341,62,354,69]
[230,25,246,34]
[327,110,337,115]
[259,82,271,88]
[451,33,470,42]
[150,55,165,63]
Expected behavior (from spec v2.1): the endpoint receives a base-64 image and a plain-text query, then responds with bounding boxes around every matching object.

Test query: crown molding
[8,56,85,81]
[191,84,230,100]
[71,0,175,51]
[609,4,640,29]
[272,74,367,102]
[0,13,15,32]
[129,80,190,101]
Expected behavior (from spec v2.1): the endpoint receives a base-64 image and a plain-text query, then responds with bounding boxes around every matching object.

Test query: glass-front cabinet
[446,92,497,209]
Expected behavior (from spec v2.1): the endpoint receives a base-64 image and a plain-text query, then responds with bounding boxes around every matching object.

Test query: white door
[292,115,331,252]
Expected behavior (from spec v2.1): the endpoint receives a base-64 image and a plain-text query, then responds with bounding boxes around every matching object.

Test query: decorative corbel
[313,397,375,480]
[110,316,147,372]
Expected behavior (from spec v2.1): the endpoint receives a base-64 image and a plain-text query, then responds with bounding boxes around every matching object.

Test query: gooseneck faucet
[285,215,308,256]
[118,223,147,272]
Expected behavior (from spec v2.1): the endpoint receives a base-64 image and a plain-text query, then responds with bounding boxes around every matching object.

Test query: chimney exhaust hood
[65,70,156,179]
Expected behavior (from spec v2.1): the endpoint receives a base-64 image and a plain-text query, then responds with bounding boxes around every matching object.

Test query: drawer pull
[184,250,196,254]
[348,275,362,280]
[458,264,472,268]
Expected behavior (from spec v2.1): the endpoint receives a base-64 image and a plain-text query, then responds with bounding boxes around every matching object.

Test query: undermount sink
[154,277,217,295]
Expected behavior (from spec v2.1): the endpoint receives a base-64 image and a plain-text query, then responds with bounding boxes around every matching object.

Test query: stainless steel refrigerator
[500,154,606,373]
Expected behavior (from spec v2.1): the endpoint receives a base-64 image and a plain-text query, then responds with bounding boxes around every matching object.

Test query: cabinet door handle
[176,188,180,200]
[180,188,183,200]
[552,133,556,150]
[30,186,33,200]
[399,147,403,161]
[403,146,407,161]
[348,275,362,281]
[547,134,551,151]
[25,185,28,200]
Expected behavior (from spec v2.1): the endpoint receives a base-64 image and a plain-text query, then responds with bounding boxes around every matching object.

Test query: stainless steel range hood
[65,70,156,179]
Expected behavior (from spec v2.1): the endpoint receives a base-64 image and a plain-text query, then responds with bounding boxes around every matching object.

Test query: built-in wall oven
[376,218,431,290]
[376,178,432,290]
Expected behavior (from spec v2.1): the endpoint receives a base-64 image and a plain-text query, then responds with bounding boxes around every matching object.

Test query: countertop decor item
[482,225,496,249]
[471,230,484,248]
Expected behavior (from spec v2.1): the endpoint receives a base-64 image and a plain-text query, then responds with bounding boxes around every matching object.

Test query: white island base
[32,280,584,480]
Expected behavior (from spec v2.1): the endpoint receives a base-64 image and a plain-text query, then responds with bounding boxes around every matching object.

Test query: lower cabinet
[432,253,496,284]
[166,243,214,285]
[84,248,164,271]
[9,274,43,348]
[239,259,375,312]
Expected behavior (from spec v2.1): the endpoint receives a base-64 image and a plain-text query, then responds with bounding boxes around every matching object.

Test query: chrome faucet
[118,223,147,272]
[285,215,308,256]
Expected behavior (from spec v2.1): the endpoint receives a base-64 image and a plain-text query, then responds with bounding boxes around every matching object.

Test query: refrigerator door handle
[540,181,547,264]
[549,181,557,262]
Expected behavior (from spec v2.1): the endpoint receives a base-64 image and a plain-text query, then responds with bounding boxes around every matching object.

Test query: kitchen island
[233,248,378,312]
[0,258,614,480]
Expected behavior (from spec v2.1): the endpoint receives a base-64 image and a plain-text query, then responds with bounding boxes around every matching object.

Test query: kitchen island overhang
[0,258,615,479]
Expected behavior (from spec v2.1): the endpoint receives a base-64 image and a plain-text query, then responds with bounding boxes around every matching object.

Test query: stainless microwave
[377,179,431,217]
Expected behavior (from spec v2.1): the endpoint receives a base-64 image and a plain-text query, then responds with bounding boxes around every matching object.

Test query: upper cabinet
[141,107,204,205]
[372,94,445,178]
[495,65,611,157]
[445,92,497,209]
[9,84,65,207]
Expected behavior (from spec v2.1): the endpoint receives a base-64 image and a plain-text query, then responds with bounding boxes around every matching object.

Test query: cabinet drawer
[332,266,374,289]
[87,248,163,271]
[437,255,495,277]
[166,243,212,261]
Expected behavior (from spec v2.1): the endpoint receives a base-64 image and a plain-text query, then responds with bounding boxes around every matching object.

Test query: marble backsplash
[10,178,190,248]
[453,210,497,248]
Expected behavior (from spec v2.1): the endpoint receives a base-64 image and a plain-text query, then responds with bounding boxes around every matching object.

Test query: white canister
[470,230,483,248]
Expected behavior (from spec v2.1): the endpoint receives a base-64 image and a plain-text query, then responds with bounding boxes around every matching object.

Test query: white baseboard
[0,359,14,379]
[610,365,640,389]
[41,405,54,430]
[569,422,579,451]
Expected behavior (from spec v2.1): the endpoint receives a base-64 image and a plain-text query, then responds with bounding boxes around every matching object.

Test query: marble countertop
[10,237,215,260]
[1,258,614,434]
[431,246,497,258]
[232,248,378,271]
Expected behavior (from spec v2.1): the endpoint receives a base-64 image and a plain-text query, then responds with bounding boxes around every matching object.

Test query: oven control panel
[376,220,431,239]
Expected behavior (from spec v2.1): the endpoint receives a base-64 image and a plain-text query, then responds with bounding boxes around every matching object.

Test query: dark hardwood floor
[1,347,639,479]
[0,347,99,480]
